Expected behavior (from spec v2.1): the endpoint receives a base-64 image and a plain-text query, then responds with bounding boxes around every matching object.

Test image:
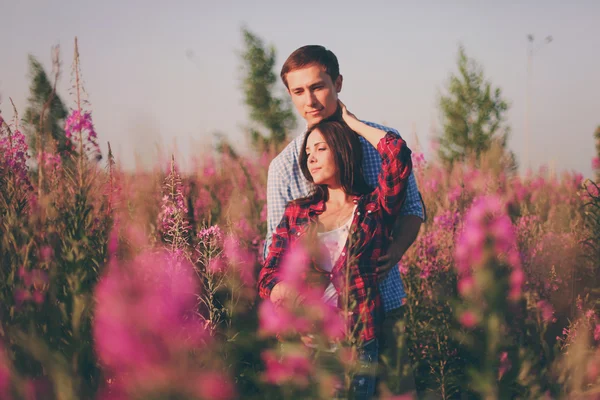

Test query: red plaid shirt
[258,132,413,342]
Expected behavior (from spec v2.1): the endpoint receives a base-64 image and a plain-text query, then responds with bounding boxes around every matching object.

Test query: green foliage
[22,55,70,156]
[239,27,297,151]
[438,45,513,167]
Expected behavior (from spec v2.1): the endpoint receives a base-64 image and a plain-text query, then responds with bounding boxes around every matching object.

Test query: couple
[258,45,424,398]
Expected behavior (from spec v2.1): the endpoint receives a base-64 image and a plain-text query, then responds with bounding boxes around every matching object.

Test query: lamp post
[524,34,553,172]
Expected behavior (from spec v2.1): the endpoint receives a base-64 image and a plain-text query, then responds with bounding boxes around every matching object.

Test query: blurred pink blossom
[459,311,477,329]
[262,350,313,388]
[498,351,511,379]
[94,250,207,389]
[192,371,235,400]
[39,246,54,262]
[536,300,555,323]
[454,195,523,301]
[258,300,294,336]
[222,235,256,286]
[457,276,475,297]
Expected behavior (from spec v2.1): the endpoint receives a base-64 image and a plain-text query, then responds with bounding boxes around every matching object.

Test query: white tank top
[317,206,356,306]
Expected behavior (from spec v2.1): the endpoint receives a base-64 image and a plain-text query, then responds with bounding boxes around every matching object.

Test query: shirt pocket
[289,224,309,239]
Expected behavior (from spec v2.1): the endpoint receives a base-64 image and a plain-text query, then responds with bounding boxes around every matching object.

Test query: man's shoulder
[361,120,401,137]
[269,136,301,170]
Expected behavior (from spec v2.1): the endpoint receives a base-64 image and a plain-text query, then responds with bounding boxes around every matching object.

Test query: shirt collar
[307,194,361,214]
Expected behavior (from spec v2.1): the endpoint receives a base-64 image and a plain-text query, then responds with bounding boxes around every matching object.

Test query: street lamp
[524,34,553,172]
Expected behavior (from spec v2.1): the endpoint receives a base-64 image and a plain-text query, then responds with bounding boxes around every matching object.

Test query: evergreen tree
[22,55,69,156]
[438,45,512,166]
[239,27,296,151]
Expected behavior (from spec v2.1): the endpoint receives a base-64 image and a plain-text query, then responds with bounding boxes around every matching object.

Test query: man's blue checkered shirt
[263,121,424,312]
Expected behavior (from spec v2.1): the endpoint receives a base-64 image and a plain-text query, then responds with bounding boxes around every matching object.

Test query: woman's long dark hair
[297,117,372,204]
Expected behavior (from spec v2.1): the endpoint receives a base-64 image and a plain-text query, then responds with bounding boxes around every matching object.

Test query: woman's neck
[326,186,353,207]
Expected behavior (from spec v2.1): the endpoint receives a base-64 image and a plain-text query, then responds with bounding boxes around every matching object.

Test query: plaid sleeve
[373,132,413,216]
[258,205,292,299]
[362,122,424,220]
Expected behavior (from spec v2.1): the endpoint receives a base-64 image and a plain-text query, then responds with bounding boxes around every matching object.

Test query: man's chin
[306,114,332,128]
[306,114,323,125]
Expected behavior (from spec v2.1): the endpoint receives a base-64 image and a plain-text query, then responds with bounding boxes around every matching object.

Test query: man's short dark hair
[280,45,340,89]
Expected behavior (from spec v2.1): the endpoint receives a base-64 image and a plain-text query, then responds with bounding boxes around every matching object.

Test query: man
[263,45,423,395]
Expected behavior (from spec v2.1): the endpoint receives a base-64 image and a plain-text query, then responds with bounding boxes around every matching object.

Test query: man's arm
[339,101,425,280]
[377,214,422,281]
[356,120,425,280]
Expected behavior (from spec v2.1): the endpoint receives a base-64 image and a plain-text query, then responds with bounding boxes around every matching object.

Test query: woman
[258,103,413,398]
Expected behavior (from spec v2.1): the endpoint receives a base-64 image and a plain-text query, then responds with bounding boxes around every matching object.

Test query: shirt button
[367,210,372,214]
[341,252,346,256]
[296,232,301,236]
[357,211,361,216]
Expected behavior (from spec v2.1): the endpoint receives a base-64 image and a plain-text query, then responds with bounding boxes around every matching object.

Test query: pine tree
[239,27,296,151]
[438,46,512,166]
[22,54,69,157]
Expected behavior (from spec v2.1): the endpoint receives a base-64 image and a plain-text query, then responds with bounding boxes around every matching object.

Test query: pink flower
[198,225,223,244]
[457,276,475,297]
[207,257,227,273]
[459,311,478,329]
[64,109,101,157]
[192,372,235,400]
[498,351,511,379]
[32,291,45,305]
[223,235,256,286]
[258,300,293,336]
[94,250,207,387]
[592,157,600,170]
[454,195,524,301]
[448,185,462,203]
[39,246,54,262]
[594,325,600,342]
[14,289,31,305]
[0,128,33,192]
[536,300,555,323]
[509,269,524,300]
[262,350,313,388]
[279,245,310,290]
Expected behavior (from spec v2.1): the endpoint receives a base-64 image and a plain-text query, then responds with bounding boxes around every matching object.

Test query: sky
[1,0,599,178]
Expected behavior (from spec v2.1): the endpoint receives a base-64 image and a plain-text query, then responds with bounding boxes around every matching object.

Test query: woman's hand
[270,282,302,307]
[338,100,361,130]
[338,99,387,148]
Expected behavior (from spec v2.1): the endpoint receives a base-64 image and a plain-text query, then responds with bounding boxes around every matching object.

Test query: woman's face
[305,129,338,186]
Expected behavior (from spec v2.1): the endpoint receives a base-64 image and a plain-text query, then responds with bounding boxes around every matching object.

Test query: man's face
[305,129,338,186]
[286,64,342,126]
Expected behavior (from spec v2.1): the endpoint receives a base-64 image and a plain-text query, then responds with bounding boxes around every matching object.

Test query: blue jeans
[334,339,378,400]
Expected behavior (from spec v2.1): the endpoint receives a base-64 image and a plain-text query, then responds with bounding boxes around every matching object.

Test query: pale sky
[1,0,599,178]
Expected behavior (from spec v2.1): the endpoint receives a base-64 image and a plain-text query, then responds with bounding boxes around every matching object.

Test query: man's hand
[377,215,423,282]
[377,252,401,281]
